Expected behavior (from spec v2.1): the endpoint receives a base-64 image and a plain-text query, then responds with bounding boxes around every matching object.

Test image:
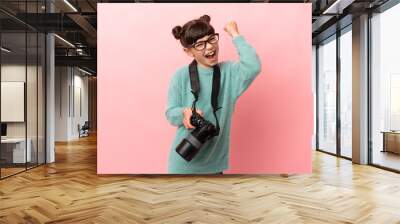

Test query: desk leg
[382,133,386,153]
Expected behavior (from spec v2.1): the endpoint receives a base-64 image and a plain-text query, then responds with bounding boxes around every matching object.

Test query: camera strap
[189,59,222,135]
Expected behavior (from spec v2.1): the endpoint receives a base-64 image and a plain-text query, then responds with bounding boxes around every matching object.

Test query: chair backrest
[82,121,90,129]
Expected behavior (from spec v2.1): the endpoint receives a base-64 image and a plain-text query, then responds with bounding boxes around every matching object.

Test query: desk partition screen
[98,3,313,174]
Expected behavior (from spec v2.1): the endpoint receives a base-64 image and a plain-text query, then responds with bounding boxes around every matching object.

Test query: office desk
[1,138,32,164]
[381,131,400,154]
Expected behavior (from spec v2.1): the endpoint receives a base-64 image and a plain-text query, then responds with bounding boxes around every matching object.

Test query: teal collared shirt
[165,35,261,174]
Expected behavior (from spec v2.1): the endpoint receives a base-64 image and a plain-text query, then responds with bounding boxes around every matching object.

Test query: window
[371,2,400,171]
[317,35,337,154]
[340,27,352,158]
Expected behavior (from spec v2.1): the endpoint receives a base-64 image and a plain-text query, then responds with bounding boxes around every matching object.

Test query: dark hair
[172,15,215,48]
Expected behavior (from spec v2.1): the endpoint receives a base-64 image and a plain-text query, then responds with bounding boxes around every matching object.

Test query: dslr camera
[175,110,219,162]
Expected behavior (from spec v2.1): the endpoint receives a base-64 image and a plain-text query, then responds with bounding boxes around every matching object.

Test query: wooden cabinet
[382,132,400,154]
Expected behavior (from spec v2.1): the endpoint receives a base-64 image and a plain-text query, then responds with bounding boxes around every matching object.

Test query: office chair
[79,121,90,138]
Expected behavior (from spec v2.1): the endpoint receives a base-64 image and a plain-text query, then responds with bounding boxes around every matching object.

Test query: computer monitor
[1,123,7,137]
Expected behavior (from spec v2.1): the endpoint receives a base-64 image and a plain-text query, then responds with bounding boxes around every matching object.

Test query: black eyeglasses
[191,33,219,51]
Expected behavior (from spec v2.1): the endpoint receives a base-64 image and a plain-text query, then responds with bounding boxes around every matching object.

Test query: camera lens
[176,111,218,161]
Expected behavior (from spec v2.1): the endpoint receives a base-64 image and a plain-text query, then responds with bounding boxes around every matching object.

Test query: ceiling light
[54,34,75,48]
[1,47,11,53]
[63,0,78,12]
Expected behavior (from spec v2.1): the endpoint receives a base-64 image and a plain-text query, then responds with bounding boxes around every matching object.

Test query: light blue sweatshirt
[165,35,261,174]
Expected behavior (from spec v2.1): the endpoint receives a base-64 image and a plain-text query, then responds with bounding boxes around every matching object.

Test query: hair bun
[199,15,211,23]
[172,26,183,39]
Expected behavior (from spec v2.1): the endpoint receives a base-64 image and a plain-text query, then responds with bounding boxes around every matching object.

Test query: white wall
[72,73,89,138]
[55,67,89,141]
[55,66,69,141]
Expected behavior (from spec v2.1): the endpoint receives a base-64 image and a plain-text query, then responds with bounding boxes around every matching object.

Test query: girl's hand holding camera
[182,108,203,129]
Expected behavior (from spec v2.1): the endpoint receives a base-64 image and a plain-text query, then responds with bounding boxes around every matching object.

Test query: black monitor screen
[1,123,7,137]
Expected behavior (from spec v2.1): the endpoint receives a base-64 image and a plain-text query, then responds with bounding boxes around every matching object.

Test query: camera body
[175,111,219,162]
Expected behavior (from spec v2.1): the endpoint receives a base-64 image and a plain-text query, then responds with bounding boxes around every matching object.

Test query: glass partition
[0,31,28,177]
[0,1,46,179]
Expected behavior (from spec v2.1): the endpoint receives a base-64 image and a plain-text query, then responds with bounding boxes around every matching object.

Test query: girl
[166,15,261,174]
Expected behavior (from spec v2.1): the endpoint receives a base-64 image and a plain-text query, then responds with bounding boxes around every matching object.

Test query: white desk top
[1,138,30,143]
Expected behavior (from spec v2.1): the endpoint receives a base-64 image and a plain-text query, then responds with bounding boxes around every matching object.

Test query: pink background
[97,3,313,174]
